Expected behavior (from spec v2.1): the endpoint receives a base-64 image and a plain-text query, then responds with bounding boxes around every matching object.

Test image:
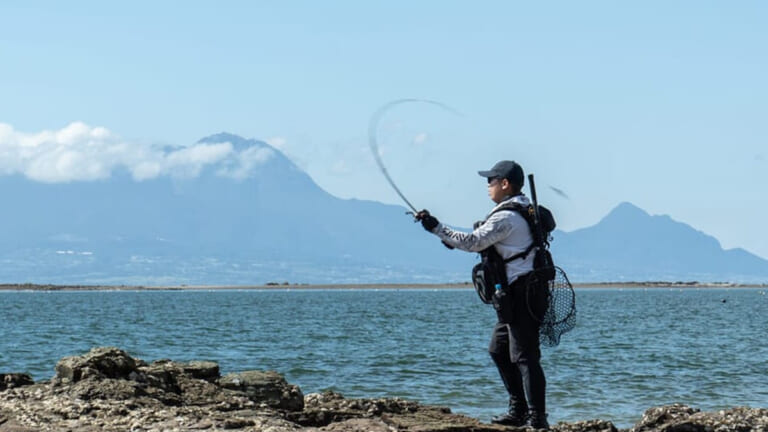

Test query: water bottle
[491,283,504,311]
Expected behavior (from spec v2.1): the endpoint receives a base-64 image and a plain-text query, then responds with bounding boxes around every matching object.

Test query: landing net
[526,266,577,347]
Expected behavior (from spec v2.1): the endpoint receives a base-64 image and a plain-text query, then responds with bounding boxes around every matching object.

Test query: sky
[1,1,767,259]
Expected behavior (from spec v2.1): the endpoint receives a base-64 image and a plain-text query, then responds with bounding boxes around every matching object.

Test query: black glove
[415,209,439,232]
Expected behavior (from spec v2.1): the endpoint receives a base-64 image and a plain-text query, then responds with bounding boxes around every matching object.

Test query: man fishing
[415,160,549,429]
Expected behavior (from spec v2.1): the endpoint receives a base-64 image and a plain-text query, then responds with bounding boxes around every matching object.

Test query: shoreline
[1,281,767,291]
[2,346,767,431]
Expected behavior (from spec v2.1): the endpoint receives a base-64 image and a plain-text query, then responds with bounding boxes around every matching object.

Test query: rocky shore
[1,348,766,432]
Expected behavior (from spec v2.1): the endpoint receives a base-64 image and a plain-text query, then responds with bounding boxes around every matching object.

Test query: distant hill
[0,133,473,285]
[551,202,768,283]
[1,133,766,285]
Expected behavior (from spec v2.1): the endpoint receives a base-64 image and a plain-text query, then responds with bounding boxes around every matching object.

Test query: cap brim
[477,170,496,178]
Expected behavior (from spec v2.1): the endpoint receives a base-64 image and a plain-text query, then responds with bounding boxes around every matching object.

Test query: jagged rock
[54,347,138,383]
[67,377,147,401]
[136,359,188,395]
[631,404,768,432]
[0,375,33,392]
[2,348,767,432]
[0,410,38,432]
[556,419,618,432]
[633,404,701,431]
[219,370,304,412]
[289,391,422,426]
[307,418,393,432]
[182,361,220,381]
[136,358,227,406]
[291,390,506,431]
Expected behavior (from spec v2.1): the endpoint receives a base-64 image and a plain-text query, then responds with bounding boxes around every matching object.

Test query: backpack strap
[503,242,536,263]
[486,204,537,263]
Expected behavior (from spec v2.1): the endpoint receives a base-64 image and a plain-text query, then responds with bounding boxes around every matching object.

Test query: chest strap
[502,242,536,264]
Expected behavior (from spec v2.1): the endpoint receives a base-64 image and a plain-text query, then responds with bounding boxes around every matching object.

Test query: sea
[1,287,767,428]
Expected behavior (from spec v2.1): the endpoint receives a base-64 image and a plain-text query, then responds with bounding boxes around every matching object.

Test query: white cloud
[164,142,233,178]
[132,160,164,181]
[217,145,275,179]
[0,122,275,182]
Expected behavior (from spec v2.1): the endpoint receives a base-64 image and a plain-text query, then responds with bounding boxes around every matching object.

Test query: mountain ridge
[551,202,768,282]
[0,133,766,284]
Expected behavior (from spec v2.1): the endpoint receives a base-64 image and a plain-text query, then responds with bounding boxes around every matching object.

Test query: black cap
[478,160,524,187]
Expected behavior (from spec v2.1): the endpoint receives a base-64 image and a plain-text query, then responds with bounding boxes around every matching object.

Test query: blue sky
[1,1,767,259]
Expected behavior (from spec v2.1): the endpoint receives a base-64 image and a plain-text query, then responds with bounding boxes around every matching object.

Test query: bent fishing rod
[367,98,461,217]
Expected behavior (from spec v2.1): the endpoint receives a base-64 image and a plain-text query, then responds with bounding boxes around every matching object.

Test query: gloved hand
[415,209,439,232]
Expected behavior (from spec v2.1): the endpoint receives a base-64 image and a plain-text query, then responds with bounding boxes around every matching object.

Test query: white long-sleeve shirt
[431,195,535,284]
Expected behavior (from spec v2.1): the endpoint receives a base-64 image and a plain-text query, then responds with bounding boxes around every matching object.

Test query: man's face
[487,177,509,203]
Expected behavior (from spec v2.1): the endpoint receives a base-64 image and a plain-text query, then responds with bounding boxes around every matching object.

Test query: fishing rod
[367,98,461,216]
[528,173,545,246]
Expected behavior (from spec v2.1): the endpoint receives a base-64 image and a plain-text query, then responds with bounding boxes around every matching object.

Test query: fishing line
[367,98,462,215]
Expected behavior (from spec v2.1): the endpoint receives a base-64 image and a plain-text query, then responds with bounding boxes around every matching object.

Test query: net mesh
[526,266,577,347]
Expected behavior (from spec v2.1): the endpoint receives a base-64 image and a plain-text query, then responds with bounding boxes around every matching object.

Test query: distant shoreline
[1,281,766,291]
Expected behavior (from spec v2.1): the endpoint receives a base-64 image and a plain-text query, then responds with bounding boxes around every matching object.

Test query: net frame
[525,266,577,347]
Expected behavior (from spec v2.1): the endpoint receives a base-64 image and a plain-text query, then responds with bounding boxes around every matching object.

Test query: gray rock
[67,377,146,401]
[556,419,618,432]
[633,404,701,432]
[136,359,184,394]
[54,347,138,383]
[3,347,768,432]
[289,391,500,431]
[219,370,304,412]
[0,374,33,391]
[183,361,220,381]
[631,404,768,432]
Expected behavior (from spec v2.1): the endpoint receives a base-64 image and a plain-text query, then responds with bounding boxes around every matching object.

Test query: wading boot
[491,403,528,427]
[491,411,527,427]
[526,411,549,430]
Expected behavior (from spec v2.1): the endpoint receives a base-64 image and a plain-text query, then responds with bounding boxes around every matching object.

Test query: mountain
[0,133,474,285]
[551,202,768,283]
[1,133,766,285]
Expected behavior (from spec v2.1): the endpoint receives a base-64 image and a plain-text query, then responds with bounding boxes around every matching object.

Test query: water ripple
[1,288,766,428]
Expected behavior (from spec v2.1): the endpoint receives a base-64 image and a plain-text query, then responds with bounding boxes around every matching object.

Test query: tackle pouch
[472,246,508,304]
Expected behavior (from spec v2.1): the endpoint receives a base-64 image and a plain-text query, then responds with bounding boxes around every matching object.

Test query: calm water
[1,288,767,428]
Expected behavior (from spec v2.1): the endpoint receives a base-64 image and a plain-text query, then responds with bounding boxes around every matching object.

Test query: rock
[219,370,304,412]
[633,404,701,431]
[290,390,505,431]
[54,347,138,383]
[67,377,147,401]
[0,411,38,432]
[137,359,186,394]
[2,347,767,432]
[0,375,33,392]
[183,361,220,381]
[556,419,618,432]
[311,418,393,432]
[631,404,768,432]
[222,417,255,429]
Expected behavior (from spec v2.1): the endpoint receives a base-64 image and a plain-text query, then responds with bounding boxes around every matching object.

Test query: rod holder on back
[527,174,545,248]
[528,174,540,219]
